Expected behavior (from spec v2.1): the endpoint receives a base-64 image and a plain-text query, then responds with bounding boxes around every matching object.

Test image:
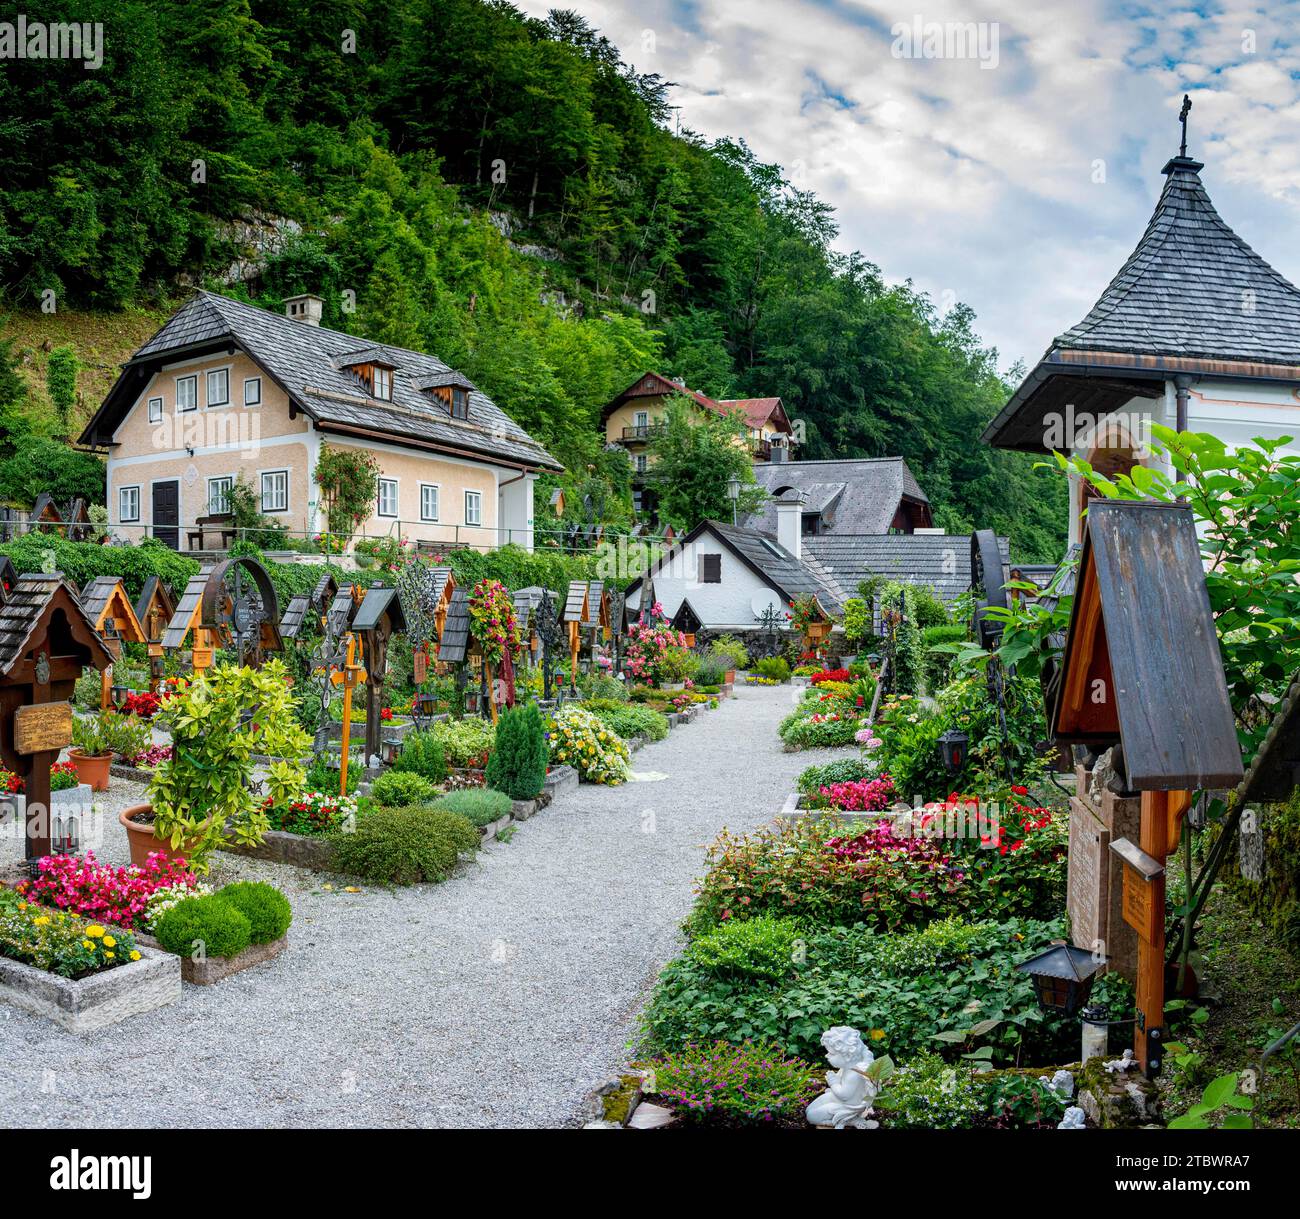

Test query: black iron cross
[1179,94,1191,157]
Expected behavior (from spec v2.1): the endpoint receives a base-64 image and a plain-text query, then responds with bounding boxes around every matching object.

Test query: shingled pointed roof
[985,147,1300,452]
[1056,156,1300,364]
[80,291,561,472]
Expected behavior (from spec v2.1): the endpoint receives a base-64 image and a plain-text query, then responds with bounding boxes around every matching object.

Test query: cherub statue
[806,1026,879,1129]
[1039,1069,1074,1099]
[1058,1106,1087,1129]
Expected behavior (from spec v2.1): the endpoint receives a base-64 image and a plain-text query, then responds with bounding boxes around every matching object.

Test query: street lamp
[726,476,741,525]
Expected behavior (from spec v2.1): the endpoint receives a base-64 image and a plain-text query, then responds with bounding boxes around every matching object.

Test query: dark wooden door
[152,481,179,549]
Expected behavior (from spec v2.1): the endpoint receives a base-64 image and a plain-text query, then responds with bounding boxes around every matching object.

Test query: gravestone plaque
[14,702,73,755]
[1239,807,1265,883]
[1068,797,1108,954]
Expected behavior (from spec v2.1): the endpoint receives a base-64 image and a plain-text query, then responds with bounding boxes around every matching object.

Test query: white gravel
[0,682,838,1129]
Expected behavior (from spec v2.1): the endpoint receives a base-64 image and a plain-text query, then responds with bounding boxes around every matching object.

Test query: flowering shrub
[649,1040,822,1125]
[0,897,143,979]
[21,851,199,930]
[0,766,21,794]
[124,744,173,771]
[624,603,691,686]
[811,774,895,812]
[143,881,214,931]
[430,716,495,769]
[779,707,863,749]
[796,758,878,795]
[546,706,630,784]
[121,691,162,719]
[467,578,520,669]
[266,790,358,837]
[312,532,348,555]
[46,761,81,792]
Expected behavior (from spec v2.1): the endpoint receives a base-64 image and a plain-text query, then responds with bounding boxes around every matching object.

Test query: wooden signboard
[413,646,428,685]
[14,702,73,755]
[1121,864,1160,943]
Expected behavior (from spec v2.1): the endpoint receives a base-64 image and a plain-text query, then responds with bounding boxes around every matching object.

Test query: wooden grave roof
[311,572,340,612]
[0,556,17,603]
[161,563,217,650]
[437,587,472,664]
[1050,499,1242,790]
[279,594,311,639]
[134,575,176,634]
[29,492,62,526]
[80,575,147,643]
[0,572,114,675]
[354,584,407,635]
[562,580,589,624]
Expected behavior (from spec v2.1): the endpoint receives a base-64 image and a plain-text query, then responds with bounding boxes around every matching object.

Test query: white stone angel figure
[806,1027,879,1129]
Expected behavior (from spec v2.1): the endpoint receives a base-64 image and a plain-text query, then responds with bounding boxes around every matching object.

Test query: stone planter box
[543,765,578,800]
[775,790,898,827]
[132,929,288,986]
[220,830,336,871]
[110,763,158,784]
[0,783,95,822]
[0,945,180,1032]
[322,718,413,745]
[510,797,540,822]
[480,814,515,841]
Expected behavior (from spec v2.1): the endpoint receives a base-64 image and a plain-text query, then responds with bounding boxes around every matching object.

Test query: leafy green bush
[778,703,863,748]
[330,806,479,885]
[153,895,252,960]
[578,672,628,702]
[391,730,447,784]
[649,1040,822,1125]
[306,752,359,795]
[709,636,749,671]
[0,535,198,601]
[432,788,513,827]
[484,703,548,799]
[921,624,967,692]
[796,758,878,795]
[685,916,801,982]
[585,699,670,742]
[874,1053,985,1129]
[215,881,291,945]
[369,770,438,808]
[430,716,496,768]
[755,656,790,682]
[842,598,871,651]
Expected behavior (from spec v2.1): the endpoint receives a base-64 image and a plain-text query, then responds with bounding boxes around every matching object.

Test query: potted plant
[119,661,310,871]
[69,711,118,791]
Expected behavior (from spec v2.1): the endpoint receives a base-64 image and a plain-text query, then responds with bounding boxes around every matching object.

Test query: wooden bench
[187,513,237,551]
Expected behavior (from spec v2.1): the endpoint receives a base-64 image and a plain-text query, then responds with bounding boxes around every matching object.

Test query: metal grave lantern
[80,576,147,708]
[0,556,17,604]
[1048,499,1243,1077]
[938,727,969,773]
[0,573,114,864]
[134,575,176,692]
[1016,943,1106,1017]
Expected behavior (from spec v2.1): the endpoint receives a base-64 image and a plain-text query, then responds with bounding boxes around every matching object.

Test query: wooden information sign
[14,702,73,755]
[1121,864,1160,943]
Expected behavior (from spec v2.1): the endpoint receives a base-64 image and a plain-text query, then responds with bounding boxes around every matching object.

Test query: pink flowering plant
[467,578,520,669]
[624,603,691,686]
[648,1039,822,1125]
[21,851,199,930]
[810,773,895,812]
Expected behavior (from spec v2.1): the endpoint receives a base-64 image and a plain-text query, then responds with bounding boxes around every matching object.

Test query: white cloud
[517,0,1300,368]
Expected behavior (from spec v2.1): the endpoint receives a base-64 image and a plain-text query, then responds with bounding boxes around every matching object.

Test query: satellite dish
[751,590,782,618]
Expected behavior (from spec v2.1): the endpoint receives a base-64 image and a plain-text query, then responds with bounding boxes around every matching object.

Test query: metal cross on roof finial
[1179,93,1191,158]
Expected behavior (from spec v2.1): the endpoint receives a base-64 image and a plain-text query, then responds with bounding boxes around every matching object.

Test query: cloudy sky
[518,0,1300,371]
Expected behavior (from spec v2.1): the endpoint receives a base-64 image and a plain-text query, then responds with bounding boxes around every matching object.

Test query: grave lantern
[111,684,130,709]
[1016,943,1105,1017]
[938,727,969,773]
[1049,499,1243,1076]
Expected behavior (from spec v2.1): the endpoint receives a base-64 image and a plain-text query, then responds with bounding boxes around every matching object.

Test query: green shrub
[578,672,628,702]
[755,656,790,682]
[330,805,479,885]
[796,758,878,795]
[484,703,548,799]
[215,881,291,945]
[778,707,862,748]
[391,729,447,784]
[650,1040,821,1125]
[433,788,513,827]
[431,716,496,768]
[306,752,359,795]
[921,624,967,692]
[369,770,438,808]
[709,636,749,671]
[153,895,252,960]
[874,1053,985,1129]
[685,916,801,982]
[692,658,726,686]
[585,699,670,742]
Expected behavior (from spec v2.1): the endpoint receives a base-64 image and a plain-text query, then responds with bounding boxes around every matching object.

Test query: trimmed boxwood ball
[153,894,252,960]
[330,806,479,885]
[484,703,548,799]
[432,787,513,827]
[216,881,292,945]
[369,769,438,807]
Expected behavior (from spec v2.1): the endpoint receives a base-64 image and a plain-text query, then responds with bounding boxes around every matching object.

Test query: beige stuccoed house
[78,291,562,552]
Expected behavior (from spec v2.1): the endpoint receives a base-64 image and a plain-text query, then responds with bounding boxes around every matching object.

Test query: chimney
[769,439,788,464]
[774,494,804,561]
[284,293,324,326]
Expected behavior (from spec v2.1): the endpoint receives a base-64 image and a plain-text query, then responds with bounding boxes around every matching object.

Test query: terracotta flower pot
[724,669,737,685]
[68,748,112,792]
[118,804,191,869]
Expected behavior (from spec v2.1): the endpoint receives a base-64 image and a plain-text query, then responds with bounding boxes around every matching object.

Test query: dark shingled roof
[161,565,217,650]
[80,291,561,472]
[134,575,174,629]
[1054,157,1300,364]
[0,556,18,603]
[805,533,1009,605]
[437,587,472,664]
[353,584,406,634]
[0,572,111,674]
[741,458,928,536]
[562,580,589,623]
[80,576,128,630]
[704,520,846,613]
[279,594,310,639]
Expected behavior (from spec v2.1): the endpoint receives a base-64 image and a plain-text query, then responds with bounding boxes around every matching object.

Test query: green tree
[46,345,78,430]
[646,396,768,531]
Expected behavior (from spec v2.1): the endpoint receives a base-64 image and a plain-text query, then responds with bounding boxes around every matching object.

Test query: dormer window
[451,386,468,419]
[373,366,392,401]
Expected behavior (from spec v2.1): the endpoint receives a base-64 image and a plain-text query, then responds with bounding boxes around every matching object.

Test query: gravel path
[0,682,835,1129]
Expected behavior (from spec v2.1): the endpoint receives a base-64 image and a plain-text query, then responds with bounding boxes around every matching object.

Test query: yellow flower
[82,940,93,950]
[86,925,105,938]
[129,950,141,961]
[33,915,50,926]
[870,1029,886,1041]
[103,935,116,948]
[105,951,115,959]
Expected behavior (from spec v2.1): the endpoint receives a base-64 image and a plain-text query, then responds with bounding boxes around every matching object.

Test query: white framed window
[176,375,198,412]
[260,470,288,513]
[634,410,649,430]
[206,368,230,407]
[377,478,399,518]
[119,485,141,523]
[207,476,233,515]
[635,454,648,474]
[420,483,440,522]
[243,376,262,407]
[464,490,482,527]
[147,396,163,424]
[373,366,392,401]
